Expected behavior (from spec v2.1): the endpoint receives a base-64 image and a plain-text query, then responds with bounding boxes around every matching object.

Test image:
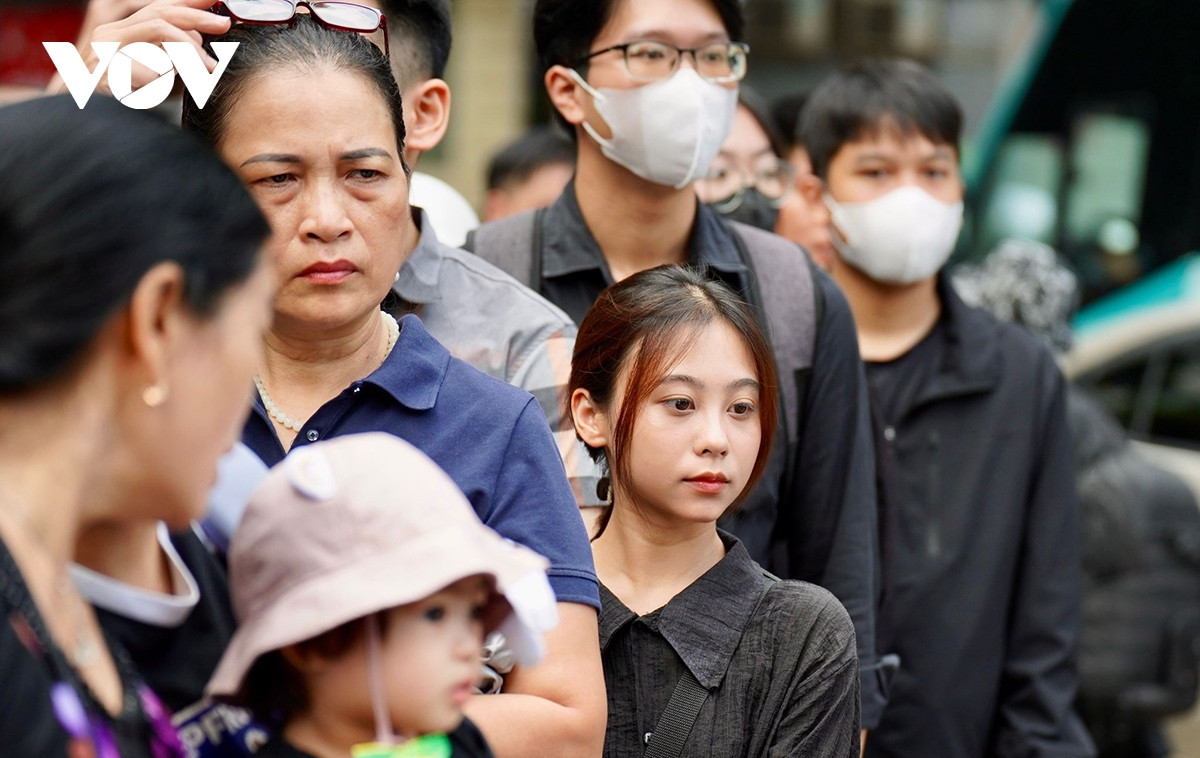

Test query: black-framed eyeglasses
[209,0,389,57]
[575,40,749,84]
[696,158,796,211]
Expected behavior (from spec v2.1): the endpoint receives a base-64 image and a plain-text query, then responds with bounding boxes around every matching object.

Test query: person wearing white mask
[800,59,1095,758]
[467,0,890,734]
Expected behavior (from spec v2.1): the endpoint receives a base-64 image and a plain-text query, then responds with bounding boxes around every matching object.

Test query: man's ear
[798,173,824,206]
[570,388,610,450]
[544,65,588,127]
[483,187,509,224]
[124,262,187,403]
[401,78,451,161]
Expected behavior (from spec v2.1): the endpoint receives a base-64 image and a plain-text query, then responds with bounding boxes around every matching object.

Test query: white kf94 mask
[826,186,964,284]
[570,68,737,189]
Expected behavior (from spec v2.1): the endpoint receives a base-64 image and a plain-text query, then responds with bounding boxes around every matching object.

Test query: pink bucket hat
[207,433,554,700]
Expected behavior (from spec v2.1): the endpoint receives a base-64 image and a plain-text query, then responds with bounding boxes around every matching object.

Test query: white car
[1063,302,1200,499]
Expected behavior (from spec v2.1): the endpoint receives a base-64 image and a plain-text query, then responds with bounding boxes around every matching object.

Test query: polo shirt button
[306,429,319,442]
[883,426,896,442]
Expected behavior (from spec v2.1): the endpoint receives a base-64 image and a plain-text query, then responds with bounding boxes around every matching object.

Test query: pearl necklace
[256,311,400,434]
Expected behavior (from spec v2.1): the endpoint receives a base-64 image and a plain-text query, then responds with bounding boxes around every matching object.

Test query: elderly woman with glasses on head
[80,2,607,756]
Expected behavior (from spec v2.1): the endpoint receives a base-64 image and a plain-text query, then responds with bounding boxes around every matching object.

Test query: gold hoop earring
[142,385,168,408]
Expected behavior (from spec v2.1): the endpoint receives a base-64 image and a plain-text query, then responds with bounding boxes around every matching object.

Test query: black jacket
[869,278,1094,757]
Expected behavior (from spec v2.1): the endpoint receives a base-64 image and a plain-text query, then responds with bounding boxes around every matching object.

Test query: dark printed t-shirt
[253,718,495,758]
[85,528,270,758]
[93,528,236,712]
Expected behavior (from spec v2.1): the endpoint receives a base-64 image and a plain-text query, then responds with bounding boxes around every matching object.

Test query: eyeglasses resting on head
[209,0,389,56]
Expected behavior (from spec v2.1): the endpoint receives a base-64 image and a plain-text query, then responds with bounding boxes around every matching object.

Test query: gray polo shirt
[391,209,592,502]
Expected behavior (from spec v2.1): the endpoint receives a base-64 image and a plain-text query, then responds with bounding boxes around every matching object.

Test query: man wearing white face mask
[467,0,889,734]
[801,59,1094,758]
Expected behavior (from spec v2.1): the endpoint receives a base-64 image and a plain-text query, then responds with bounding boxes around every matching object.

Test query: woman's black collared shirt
[598,534,861,757]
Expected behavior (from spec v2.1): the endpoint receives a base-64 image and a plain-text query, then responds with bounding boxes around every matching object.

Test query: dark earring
[596,476,611,503]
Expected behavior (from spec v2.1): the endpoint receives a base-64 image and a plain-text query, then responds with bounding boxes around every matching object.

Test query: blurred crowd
[0,1,1197,758]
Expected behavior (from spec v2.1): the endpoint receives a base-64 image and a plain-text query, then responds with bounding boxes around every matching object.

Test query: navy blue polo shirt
[242,314,600,610]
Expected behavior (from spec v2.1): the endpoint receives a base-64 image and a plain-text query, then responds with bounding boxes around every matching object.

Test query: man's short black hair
[532,0,745,75]
[377,0,451,88]
[769,91,808,152]
[799,58,962,179]
[735,85,788,160]
[487,126,576,191]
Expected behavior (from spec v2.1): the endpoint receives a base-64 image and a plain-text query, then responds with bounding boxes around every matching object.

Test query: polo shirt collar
[364,313,450,411]
[393,206,441,306]
[541,181,748,282]
[599,533,764,689]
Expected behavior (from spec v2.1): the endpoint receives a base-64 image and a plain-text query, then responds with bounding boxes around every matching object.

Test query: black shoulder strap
[642,572,777,758]
[462,208,545,290]
[641,671,708,758]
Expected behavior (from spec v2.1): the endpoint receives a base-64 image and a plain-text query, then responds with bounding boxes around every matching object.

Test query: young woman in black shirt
[569,266,862,757]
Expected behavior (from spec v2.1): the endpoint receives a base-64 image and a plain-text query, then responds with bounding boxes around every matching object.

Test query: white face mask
[826,186,964,284]
[569,68,737,189]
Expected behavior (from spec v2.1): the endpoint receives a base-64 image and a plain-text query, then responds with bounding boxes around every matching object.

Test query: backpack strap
[642,572,777,758]
[462,208,545,290]
[727,221,820,451]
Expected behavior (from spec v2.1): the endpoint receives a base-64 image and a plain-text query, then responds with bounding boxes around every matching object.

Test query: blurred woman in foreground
[0,95,272,756]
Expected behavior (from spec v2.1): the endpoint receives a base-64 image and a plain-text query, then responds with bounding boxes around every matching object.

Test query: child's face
[311,577,490,741]
[824,122,962,206]
[380,577,489,736]
[613,321,763,526]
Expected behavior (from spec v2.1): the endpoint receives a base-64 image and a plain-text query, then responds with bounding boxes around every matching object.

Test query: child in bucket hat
[206,433,556,758]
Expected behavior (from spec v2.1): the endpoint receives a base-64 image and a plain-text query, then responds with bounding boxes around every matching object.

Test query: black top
[254,718,495,758]
[0,537,177,757]
[95,528,236,713]
[599,533,860,757]
[864,277,1094,757]
[865,319,944,431]
[522,181,887,726]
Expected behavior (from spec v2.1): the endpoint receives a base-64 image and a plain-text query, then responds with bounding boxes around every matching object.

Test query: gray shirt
[391,209,588,496]
[599,534,861,757]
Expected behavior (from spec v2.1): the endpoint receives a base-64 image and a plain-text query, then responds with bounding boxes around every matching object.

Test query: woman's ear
[124,262,187,405]
[544,65,588,127]
[570,388,610,449]
[400,78,451,162]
